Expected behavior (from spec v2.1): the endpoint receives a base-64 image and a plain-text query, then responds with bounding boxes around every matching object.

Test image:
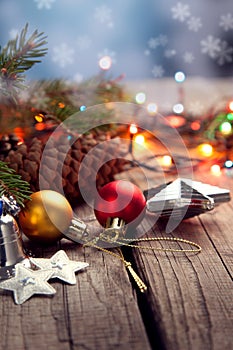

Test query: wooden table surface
[0,140,232,350]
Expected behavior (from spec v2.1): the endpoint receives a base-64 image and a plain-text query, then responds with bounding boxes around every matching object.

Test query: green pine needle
[0,161,32,207]
[0,23,48,103]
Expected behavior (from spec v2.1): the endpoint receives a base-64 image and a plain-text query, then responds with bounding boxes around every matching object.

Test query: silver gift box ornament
[146,178,231,220]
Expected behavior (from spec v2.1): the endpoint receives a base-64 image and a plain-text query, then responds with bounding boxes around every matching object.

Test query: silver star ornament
[0,263,56,304]
[31,250,89,285]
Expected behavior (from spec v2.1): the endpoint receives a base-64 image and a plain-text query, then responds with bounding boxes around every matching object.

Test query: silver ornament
[0,212,28,280]
[0,263,56,304]
[31,250,89,285]
[146,178,230,220]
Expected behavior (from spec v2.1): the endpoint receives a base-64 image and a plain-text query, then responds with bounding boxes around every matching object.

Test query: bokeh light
[99,56,112,70]
[210,164,221,176]
[135,134,145,144]
[147,103,158,115]
[219,121,232,135]
[135,92,146,104]
[174,71,186,83]
[173,103,184,114]
[198,143,213,157]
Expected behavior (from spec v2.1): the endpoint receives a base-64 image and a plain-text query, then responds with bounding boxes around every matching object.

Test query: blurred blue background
[0,0,233,82]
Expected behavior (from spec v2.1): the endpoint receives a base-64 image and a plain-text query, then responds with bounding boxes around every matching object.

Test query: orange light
[134,134,145,144]
[161,155,172,167]
[13,127,25,139]
[35,122,46,131]
[34,114,44,123]
[58,102,65,108]
[129,123,138,134]
[210,164,221,176]
[198,143,213,157]
[191,121,201,131]
[228,101,233,112]
[166,115,186,128]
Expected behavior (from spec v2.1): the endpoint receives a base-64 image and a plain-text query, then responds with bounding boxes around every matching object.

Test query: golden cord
[83,236,201,293]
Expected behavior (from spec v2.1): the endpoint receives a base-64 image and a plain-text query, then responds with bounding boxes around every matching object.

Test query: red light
[191,121,201,131]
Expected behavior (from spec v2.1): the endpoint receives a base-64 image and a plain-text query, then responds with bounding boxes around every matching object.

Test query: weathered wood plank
[0,231,151,350]
[62,241,151,350]
[120,167,233,350]
[130,204,233,350]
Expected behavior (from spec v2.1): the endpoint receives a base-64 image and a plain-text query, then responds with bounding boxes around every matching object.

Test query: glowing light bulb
[198,143,213,157]
[161,155,172,167]
[147,103,158,115]
[166,115,186,128]
[135,134,145,144]
[135,92,146,104]
[34,114,44,123]
[219,121,232,135]
[210,164,221,176]
[228,101,233,112]
[227,113,233,121]
[129,123,138,134]
[99,56,112,70]
[173,103,184,114]
[225,160,233,168]
[80,105,86,112]
[190,121,201,131]
[174,71,186,83]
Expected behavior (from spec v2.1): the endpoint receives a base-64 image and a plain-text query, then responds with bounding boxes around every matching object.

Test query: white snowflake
[200,35,221,59]
[52,43,75,68]
[219,13,233,31]
[183,51,195,63]
[187,16,202,32]
[34,0,55,10]
[94,5,113,27]
[147,34,168,51]
[76,35,92,51]
[98,49,116,64]
[171,2,190,22]
[152,65,164,78]
[158,34,168,46]
[216,41,233,66]
[164,49,176,58]
[148,37,160,49]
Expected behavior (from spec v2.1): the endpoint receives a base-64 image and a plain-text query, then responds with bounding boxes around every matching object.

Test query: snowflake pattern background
[0,0,232,80]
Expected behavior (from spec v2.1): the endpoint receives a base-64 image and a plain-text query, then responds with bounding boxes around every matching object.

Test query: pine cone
[4,130,127,206]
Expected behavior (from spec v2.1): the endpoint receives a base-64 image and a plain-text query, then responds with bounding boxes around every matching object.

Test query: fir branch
[0,161,32,207]
[0,23,48,103]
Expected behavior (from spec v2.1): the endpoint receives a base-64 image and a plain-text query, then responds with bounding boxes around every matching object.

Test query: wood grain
[0,160,232,349]
[0,238,151,350]
[130,202,233,350]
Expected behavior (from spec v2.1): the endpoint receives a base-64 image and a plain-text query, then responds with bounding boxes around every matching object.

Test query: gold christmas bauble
[18,190,73,244]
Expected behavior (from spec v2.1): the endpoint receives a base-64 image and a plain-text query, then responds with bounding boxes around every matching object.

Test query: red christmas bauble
[94,180,146,227]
